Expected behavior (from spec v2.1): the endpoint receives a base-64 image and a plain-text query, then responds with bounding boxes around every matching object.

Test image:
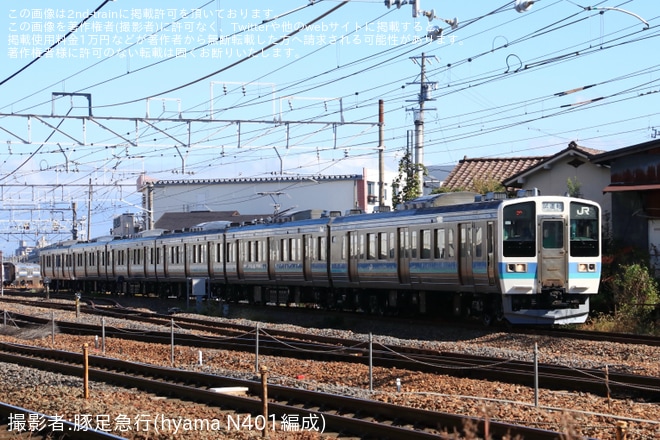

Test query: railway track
[0,341,584,440]
[3,298,660,402]
[3,292,660,347]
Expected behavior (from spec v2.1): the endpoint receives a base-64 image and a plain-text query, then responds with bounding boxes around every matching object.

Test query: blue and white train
[40,191,601,325]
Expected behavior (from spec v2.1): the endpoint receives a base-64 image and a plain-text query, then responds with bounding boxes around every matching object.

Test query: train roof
[42,192,601,250]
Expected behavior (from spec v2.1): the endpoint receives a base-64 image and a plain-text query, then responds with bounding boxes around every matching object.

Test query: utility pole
[407,53,437,194]
[378,99,385,209]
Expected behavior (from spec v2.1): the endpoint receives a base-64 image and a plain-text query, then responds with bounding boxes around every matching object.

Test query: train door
[458,223,474,287]
[539,218,567,289]
[397,227,410,285]
[347,231,359,283]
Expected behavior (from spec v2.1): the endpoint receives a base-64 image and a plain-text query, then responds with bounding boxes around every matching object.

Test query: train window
[291,238,300,261]
[341,236,347,260]
[542,221,564,249]
[318,237,326,261]
[503,202,536,257]
[399,229,409,259]
[358,234,365,259]
[389,232,395,258]
[225,243,234,263]
[281,239,289,262]
[475,226,483,258]
[435,229,445,258]
[367,233,377,260]
[447,229,455,258]
[410,231,418,258]
[570,202,599,257]
[379,232,387,259]
[421,230,431,259]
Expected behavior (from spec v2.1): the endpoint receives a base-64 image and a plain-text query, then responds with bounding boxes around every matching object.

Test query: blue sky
[0,0,658,254]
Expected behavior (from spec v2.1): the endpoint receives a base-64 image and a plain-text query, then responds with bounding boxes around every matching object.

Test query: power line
[0,0,115,88]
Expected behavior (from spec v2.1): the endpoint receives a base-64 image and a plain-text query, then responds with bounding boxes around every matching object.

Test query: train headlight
[507,263,527,273]
[578,263,597,272]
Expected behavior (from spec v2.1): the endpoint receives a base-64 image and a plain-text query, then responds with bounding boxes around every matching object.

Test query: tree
[391,149,425,208]
[567,177,582,197]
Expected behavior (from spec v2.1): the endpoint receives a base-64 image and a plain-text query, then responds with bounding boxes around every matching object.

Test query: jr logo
[576,206,591,216]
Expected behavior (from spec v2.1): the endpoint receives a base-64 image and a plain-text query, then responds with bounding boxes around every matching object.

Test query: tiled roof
[502,141,606,187]
[442,156,547,191]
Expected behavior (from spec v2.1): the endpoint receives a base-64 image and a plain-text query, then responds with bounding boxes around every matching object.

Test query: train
[2,262,42,289]
[39,190,602,325]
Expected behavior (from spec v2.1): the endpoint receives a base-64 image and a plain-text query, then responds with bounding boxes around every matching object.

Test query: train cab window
[570,201,599,257]
[503,202,536,257]
[435,229,445,258]
[421,229,431,259]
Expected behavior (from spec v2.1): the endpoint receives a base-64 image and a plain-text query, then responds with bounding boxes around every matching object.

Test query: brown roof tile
[442,156,547,191]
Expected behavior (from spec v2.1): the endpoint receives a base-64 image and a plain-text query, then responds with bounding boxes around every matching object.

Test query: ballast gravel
[0,295,659,439]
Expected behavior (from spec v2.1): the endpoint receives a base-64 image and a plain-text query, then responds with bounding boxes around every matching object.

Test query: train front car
[498,196,601,325]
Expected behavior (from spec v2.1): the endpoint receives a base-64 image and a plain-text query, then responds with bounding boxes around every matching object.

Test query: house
[502,142,610,220]
[441,141,612,241]
[592,138,660,272]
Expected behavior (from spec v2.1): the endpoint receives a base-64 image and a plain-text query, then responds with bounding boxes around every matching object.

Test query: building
[138,168,396,229]
[502,142,609,216]
[592,138,660,273]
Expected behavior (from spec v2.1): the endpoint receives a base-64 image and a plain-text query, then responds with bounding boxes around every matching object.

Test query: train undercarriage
[48,277,508,325]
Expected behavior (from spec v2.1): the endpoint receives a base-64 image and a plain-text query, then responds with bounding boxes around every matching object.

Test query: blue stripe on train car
[568,262,601,279]
[409,261,458,274]
[357,262,398,273]
[330,263,348,274]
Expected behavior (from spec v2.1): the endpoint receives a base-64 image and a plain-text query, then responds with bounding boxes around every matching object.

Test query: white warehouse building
[137,168,396,230]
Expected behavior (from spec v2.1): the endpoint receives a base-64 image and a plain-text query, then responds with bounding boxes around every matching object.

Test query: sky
[0,0,658,256]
